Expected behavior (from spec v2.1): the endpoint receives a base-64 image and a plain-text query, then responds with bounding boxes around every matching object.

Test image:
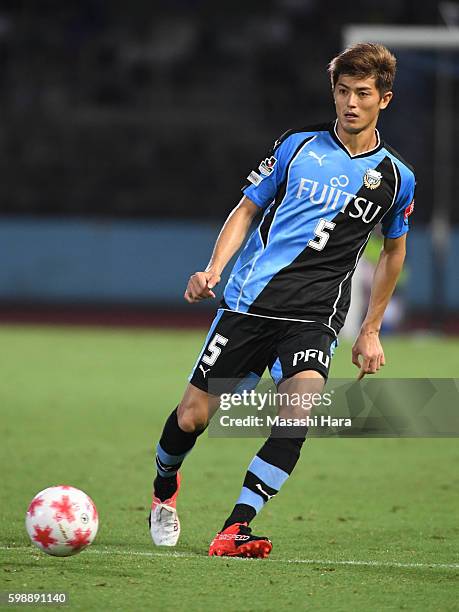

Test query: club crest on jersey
[259,156,277,176]
[363,168,382,190]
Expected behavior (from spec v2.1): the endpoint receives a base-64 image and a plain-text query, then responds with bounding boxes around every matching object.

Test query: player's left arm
[352,234,406,379]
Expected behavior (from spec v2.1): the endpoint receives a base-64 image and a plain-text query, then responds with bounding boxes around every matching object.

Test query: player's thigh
[276,370,325,419]
[188,309,275,395]
[272,322,338,384]
[269,323,337,416]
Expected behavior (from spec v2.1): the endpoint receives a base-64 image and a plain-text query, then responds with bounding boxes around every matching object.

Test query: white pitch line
[1,546,458,570]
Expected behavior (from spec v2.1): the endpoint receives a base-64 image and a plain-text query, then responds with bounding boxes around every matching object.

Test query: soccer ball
[25,485,98,557]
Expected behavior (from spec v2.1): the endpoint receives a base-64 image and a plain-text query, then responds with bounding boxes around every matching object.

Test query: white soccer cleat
[149,473,181,547]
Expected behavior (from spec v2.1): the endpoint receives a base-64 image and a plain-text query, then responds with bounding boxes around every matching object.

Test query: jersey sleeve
[381,168,416,239]
[241,131,297,209]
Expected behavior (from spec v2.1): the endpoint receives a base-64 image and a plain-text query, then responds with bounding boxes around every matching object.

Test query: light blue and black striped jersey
[223,120,416,335]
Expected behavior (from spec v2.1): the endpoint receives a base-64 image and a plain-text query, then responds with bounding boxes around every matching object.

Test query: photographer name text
[219,415,352,428]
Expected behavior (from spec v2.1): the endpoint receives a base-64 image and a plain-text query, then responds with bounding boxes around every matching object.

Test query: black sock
[154,407,206,501]
[257,432,305,474]
[222,504,257,530]
[222,431,306,530]
[153,473,179,502]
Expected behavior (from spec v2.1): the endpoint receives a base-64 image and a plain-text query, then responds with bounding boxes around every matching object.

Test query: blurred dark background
[0,0,452,220]
[0,0,458,329]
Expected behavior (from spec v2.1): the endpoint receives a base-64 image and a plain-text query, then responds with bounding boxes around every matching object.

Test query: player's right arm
[184,196,259,303]
[185,128,297,303]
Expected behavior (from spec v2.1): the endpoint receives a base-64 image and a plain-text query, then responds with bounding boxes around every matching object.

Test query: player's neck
[335,120,379,156]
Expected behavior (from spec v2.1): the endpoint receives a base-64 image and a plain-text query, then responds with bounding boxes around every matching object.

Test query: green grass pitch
[0,325,458,611]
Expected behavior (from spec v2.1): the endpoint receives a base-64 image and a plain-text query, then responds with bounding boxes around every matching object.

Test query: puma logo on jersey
[256,483,275,500]
[199,364,211,378]
[308,151,327,166]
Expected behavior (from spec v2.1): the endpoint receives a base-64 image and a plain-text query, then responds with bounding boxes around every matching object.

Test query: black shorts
[188,309,338,394]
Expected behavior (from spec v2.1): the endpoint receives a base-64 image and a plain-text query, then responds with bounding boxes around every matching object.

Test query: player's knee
[177,399,208,433]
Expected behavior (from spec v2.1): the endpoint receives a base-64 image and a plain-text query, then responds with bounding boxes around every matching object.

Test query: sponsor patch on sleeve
[246,156,277,187]
[404,199,415,220]
[247,170,263,186]
[258,156,277,176]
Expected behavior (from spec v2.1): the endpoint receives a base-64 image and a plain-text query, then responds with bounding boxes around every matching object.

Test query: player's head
[328,43,396,134]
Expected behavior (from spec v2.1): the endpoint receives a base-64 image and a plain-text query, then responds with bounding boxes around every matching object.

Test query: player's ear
[379,90,393,110]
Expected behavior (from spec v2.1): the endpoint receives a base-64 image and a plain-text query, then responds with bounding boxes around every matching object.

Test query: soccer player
[149,43,416,558]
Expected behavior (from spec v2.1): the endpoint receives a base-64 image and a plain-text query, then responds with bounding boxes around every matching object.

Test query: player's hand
[351,330,386,380]
[184,271,221,303]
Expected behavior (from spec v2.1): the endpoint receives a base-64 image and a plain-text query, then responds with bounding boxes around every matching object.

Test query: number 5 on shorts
[202,334,228,366]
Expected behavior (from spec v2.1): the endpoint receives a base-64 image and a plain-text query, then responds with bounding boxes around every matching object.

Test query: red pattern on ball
[33,525,58,548]
[50,495,76,523]
[27,497,44,517]
[67,528,92,550]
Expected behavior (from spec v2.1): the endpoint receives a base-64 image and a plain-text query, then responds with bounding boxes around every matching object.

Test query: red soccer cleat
[208,522,272,558]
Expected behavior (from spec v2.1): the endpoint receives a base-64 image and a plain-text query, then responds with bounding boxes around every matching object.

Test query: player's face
[333,75,393,134]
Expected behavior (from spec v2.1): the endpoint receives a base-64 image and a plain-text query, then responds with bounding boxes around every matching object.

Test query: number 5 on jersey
[202,333,229,366]
[308,219,336,251]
